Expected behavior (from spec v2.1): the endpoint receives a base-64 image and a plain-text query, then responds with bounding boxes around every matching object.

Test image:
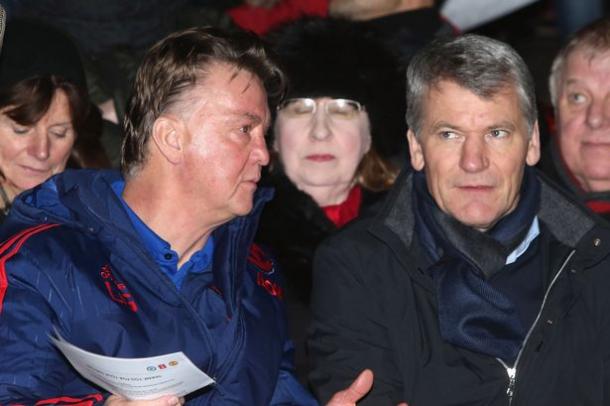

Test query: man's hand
[326,369,373,405]
[105,395,185,406]
[325,369,408,406]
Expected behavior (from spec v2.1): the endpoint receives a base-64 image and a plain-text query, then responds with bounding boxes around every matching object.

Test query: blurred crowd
[0,0,608,404]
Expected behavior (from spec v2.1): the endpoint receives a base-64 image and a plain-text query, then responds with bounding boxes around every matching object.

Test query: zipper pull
[506,367,516,402]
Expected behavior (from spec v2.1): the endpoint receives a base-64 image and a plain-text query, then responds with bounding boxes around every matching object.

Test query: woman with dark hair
[0,20,108,222]
[256,17,405,382]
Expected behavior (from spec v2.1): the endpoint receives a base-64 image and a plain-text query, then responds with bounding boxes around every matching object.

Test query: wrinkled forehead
[566,47,610,71]
[170,63,269,115]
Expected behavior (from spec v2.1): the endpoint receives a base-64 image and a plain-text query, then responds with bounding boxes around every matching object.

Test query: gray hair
[406,34,537,136]
[549,17,610,109]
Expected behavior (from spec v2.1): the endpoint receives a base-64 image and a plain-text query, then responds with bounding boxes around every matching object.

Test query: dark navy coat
[0,169,316,405]
[309,171,610,406]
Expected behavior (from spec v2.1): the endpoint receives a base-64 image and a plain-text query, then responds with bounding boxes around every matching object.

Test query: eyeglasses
[277,98,365,120]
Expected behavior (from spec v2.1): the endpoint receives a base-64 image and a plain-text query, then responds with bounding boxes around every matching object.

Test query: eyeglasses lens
[280,98,361,119]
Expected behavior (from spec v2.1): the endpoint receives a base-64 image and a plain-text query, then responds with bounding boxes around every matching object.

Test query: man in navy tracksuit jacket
[0,27,322,405]
[0,170,314,405]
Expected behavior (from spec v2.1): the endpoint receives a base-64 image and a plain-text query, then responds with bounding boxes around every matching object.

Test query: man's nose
[27,130,51,161]
[586,97,609,129]
[459,136,489,172]
[253,133,270,166]
[309,108,332,141]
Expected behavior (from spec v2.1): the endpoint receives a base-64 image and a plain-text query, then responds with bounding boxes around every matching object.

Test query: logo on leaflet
[146,361,179,371]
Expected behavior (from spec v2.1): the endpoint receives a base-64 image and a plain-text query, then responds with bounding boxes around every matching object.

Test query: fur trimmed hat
[0,19,87,90]
[267,17,406,159]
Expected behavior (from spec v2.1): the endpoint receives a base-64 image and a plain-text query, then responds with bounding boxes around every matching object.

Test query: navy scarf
[413,168,540,363]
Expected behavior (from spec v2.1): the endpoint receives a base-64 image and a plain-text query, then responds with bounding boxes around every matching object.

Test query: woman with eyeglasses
[255,17,405,383]
[0,21,109,223]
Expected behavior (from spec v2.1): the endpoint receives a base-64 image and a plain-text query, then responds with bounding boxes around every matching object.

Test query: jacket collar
[537,173,596,247]
[370,169,602,254]
[371,169,417,249]
[211,185,273,317]
[12,169,274,315]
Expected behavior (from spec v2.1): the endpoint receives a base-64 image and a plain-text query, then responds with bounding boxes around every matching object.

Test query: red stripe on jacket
[0,223,60,314]
[32,393,104,405]
[0,224,104,403]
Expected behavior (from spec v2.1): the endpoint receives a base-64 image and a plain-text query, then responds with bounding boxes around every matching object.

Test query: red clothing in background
[228,0,328,35]
[322,185,362,228]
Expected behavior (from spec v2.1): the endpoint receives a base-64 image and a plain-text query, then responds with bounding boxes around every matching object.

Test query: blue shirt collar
[110,180,214,289]
[505,216,540,265]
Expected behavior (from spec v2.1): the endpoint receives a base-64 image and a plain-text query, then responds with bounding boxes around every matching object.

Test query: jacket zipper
[504,365,516,400]
[497,249,576,405]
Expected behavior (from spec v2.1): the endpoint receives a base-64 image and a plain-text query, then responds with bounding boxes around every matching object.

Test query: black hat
[268,17,406,159]
[0,19,87,90]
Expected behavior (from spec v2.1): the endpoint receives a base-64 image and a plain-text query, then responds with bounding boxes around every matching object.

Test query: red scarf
[587,200,610,214]
[322,186,362,228]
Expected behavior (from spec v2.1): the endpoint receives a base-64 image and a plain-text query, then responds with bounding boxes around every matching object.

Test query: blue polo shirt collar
[111,180,214,289]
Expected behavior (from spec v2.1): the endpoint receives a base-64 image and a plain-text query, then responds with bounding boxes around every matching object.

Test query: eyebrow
[429,121,460,132]
[227,110,270,131]
[485,121,517,131]
[429,120,517,132]
[240,112,263,127]
[564,78,587,87]
[48,122,73,127]
[242,112,261,122]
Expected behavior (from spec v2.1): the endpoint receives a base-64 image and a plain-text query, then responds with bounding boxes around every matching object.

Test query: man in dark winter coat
[538,17,610,222]
[309,34,610,405]
[0,26,369,406]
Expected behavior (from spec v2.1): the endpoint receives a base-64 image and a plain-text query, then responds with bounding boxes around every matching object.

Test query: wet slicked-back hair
[122,26,286,175]
[549,17,610,109]
[406,34,537,136]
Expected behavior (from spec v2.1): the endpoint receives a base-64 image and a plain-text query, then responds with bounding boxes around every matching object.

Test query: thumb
[326,369,374,405]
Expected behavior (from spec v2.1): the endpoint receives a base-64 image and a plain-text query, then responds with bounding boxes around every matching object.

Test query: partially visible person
[0,24,376,406]
[309,34,610,405]
[0,20,108,223]
[539,16,610,222]
[329,0,432,20]
[7,0,237,158]
[256,17,401,381]
[4,0,190,121]
[328,0,454,67]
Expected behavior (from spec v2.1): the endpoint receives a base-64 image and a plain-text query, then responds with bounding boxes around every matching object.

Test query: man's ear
[526,120,541,166]
[407,129,425,171]
[151,115,184,165]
